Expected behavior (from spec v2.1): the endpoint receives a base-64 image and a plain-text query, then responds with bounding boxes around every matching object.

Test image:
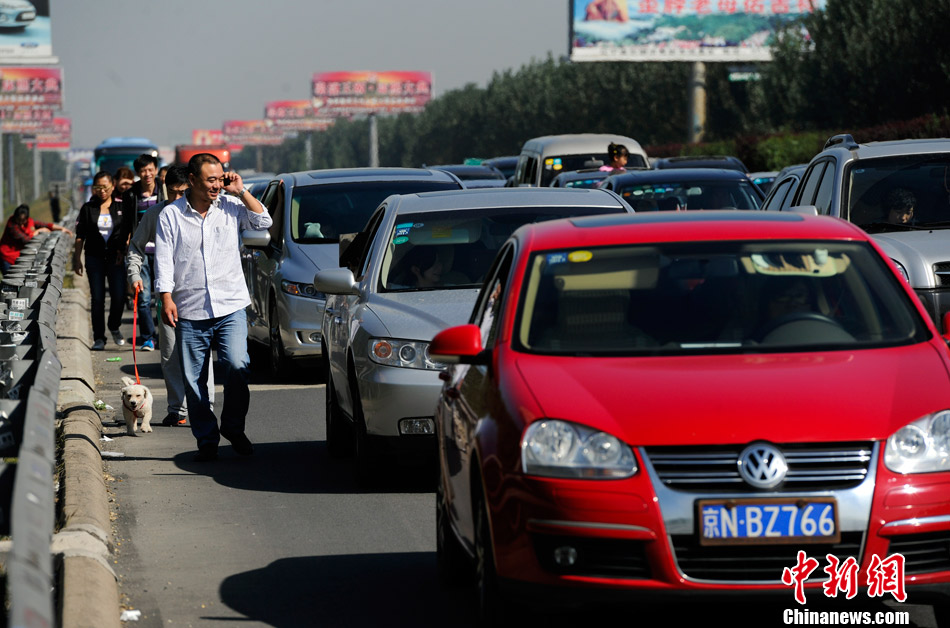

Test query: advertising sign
[0,66,62,108]
[222,119,285,151]
[35,116,69,150]
[570,0,825,63]
[0,0,54,61]
[312,71,432,116]
[264,99,334,132]
[192,129,224,145]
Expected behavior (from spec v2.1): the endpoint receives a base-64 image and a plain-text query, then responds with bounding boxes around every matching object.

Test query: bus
[93,137,160,176]
[174,144,231,170]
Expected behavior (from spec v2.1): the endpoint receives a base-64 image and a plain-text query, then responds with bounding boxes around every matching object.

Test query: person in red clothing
[0,204,72,274]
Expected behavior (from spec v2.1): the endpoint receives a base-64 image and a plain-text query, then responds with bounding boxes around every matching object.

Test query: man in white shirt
[155,153,272,462]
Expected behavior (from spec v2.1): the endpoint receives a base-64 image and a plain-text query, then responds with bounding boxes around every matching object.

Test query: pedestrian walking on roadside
[122,153,162,351]
[127,165,214,427]
[155,153,272,461]
[73,171,133,350]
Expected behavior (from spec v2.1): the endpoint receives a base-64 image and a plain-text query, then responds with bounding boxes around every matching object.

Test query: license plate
[698,498,840,546]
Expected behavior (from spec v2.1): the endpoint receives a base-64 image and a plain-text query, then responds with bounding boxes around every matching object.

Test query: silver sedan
[314,187,632,483]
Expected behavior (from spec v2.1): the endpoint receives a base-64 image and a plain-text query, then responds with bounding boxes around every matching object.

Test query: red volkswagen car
[430,211,950,621]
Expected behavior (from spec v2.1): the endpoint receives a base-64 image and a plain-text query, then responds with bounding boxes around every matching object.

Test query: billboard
[570,0,825,62]
[312,71,432,116]
[0,0,54,61]
[222,119,285,151]
[264,100,334,132]
[33,116,69,150]
[192,129,224,145]
[0,66,62,108]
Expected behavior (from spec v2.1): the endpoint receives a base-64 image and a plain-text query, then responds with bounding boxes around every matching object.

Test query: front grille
[532,534,650,579]
[672,531,864,581]
[933,262,950,287]
[644,442,873,492]
[888,531,950,575]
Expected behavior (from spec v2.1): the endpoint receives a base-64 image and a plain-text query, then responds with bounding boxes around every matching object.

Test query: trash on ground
[94,399,107,409]
[106,357,122,362]
[100,435,114,442]
[120,609,142,621]
[101,451,125,458]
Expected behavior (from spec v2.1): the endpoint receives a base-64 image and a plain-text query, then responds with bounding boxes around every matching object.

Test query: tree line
[239,0,946,174]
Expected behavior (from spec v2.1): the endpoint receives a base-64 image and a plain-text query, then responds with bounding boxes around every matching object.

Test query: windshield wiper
[914,220,950,229]
[856,221,927,233]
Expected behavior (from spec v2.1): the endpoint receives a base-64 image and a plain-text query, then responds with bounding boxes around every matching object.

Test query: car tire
[325,357,352,458]
[350,377,380,487]
[437,469,471,585]
[268,301,290,381]
[474,477,511,625]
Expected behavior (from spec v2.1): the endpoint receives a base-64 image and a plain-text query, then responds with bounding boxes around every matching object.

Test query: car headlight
[884,410,950,473]
[281,280,325,300]
[890,259,909,283]
[367,338,444,370]
[521,419,637,479]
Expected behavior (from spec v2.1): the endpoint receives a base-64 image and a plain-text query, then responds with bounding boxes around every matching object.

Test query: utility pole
[32,140,40,201]
[688,61,707,144]
[368,113,379,167]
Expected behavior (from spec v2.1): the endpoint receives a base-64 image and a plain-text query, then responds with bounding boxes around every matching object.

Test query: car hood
[365,289,479,340]
[290,243,340,273]
[514,343,950,445]
[871,230,950,284]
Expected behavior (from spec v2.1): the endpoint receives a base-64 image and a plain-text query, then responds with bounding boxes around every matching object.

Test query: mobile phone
[222,174,233,186]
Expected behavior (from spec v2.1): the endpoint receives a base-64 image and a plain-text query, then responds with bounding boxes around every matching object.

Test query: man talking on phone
[154,153,272,462]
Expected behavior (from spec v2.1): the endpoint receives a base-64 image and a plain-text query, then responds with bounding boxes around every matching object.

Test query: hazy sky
[52,0,567,150]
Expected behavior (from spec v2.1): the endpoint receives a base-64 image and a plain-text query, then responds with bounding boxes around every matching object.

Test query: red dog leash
[132,284,141,385]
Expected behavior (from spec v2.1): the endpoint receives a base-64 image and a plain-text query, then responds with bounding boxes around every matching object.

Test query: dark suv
[781,134,950,330]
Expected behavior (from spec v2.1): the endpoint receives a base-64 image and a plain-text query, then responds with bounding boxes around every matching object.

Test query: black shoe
[193,445,218,462]
[161,413,182,427]
[221,430,254,456]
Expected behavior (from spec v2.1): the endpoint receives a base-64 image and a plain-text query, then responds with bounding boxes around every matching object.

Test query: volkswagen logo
[737,442,788,489]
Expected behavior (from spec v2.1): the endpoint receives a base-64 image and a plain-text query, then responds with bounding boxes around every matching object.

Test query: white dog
[120,376,153,436]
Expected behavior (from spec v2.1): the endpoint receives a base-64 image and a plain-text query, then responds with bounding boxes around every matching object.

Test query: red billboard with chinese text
[311,71,432,116]
[192,129,224,145]
[222,120,285,151]
[264,100,334,132]
[570,0,825,62]
[0,66,63,109]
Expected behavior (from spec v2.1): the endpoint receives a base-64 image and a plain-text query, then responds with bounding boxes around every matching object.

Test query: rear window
[617,180,762,211]
[290,180,459,243]
[541,153,648,186]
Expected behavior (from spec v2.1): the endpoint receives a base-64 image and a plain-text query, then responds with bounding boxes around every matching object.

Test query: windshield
[95,154,142,176]
[541,153,648,186]
[616,180,762,211]
[516,241,927,356]
[847,155,950,232]
[290,180,458,244]
[381,205,622,292]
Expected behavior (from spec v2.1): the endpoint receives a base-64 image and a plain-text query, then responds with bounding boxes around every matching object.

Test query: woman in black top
[73,171,132,350]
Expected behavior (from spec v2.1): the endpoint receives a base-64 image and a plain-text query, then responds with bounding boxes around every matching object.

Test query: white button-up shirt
[155,193,272,320]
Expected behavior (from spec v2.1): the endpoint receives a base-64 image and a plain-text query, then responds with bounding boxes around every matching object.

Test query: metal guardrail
[1,230,70,628]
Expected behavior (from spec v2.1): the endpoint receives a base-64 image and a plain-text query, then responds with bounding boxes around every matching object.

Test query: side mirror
[314,268,360,296]
[942,311,950,344]
[241,229,271,248]
[430,324,489,365]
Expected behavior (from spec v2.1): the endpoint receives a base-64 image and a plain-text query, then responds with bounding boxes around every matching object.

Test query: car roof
[822,138,950,160]
[430,164,504,176]
[385,187,630,215]
[605,168,754,184]
[651,155,747,172]
[520,133,645,156]
[516,210,867,250]
[282,167,460,186]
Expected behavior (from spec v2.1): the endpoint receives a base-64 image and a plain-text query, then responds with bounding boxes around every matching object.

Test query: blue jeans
[135,258,156,343]
[177,309,250,449]
[85,253,127,342]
